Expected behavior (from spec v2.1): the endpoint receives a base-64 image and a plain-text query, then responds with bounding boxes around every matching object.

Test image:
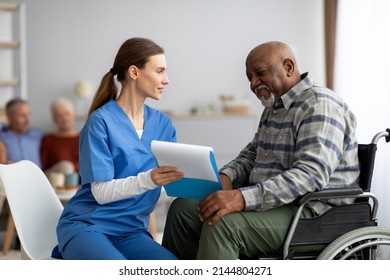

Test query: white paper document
[151,141,222,199]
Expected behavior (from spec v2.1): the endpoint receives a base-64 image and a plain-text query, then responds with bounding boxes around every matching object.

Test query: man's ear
[283,58,295,77]
[128,65,138,80]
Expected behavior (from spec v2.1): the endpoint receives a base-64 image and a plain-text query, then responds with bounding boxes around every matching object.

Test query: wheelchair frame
[280,128,390,260]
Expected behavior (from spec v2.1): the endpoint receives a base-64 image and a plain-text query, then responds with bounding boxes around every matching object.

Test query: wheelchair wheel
[317,226,390,260]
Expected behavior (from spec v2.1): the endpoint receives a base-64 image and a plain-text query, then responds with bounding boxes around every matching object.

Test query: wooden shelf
[0,3,19,11]
[0,2,26,99]
[0,41,20,48]
[0,79,20,86]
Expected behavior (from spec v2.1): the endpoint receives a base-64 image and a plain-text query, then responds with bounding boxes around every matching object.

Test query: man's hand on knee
[198,189,245,225]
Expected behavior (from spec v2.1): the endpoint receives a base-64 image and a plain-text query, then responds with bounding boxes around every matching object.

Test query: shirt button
[273,110,277,114]
[265,153,268,157]
[253,169,257,173]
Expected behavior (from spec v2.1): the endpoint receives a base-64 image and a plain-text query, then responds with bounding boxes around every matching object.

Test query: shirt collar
[276,72,314,110]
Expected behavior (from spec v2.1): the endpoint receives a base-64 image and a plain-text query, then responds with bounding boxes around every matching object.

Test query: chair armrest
[295,187,363,206]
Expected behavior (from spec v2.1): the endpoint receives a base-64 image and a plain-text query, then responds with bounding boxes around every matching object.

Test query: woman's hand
[151,166,183,186]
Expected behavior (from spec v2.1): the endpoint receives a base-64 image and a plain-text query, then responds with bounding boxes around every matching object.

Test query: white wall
[334,0,390,229]
[3,0,325,131]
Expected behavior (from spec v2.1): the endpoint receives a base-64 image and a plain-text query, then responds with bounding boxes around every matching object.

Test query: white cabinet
[0,3,26,121]
[172,114,258,169]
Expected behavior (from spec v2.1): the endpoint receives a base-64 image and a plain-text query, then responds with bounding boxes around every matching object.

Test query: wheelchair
[262,128,390,260]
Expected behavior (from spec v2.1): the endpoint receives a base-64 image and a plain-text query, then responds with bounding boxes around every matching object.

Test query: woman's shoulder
[144,104,173,123]
[87,100,122,123]
[81,102,119,136]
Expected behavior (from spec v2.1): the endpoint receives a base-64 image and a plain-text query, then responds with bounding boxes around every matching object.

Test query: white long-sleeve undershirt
[91,129,160,204]
[91,169,158,204]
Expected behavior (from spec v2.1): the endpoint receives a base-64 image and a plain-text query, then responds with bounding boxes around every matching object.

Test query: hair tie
[110,68,117,75]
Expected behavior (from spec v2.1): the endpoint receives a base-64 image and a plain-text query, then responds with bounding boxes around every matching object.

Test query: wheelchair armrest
[295,187,363,206]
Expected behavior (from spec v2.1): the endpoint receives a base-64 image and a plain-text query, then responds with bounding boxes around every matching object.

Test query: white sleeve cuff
[91,169,158,204]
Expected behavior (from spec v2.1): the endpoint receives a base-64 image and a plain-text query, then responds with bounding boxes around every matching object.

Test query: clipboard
[151,140,222,200]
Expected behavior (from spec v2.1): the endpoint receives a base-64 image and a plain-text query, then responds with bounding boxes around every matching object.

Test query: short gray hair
[50,97,74,115]
[5,98,28,114]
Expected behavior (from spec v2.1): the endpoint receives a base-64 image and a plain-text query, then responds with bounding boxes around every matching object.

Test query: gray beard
[260,93,275,107]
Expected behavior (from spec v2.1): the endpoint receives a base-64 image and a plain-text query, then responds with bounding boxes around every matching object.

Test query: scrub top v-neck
[56,99,176,252]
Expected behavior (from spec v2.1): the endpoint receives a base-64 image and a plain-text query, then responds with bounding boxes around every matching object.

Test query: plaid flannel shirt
[219,73,359,214]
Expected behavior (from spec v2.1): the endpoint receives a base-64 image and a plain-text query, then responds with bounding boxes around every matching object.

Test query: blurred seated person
[0,98,45,167]
[40,97,79,177]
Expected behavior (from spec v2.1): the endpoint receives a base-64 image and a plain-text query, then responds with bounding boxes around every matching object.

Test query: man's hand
[198,189,245,225]
[151,166,183,186]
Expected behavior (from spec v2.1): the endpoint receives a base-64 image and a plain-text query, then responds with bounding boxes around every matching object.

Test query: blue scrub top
[56,100,176,252]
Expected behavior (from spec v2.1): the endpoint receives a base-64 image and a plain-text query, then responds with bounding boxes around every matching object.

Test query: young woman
[52,38,183,260]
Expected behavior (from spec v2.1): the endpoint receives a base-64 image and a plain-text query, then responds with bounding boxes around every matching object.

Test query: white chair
[0,160,64,259]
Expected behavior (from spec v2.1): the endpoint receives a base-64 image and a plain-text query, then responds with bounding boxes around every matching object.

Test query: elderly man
[162,41,359,259]
[0,98,45,167]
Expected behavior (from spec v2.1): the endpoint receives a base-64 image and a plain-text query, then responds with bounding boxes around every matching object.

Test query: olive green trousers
[162,198,314,260]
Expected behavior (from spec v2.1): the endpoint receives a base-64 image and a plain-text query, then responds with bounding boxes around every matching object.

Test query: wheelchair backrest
[357,143,377,192]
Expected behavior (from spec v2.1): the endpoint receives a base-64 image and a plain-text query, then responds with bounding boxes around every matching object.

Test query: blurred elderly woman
[40,97,79,180]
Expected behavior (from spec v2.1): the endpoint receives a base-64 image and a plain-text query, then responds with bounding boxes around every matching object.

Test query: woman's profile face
[135,54,169,100]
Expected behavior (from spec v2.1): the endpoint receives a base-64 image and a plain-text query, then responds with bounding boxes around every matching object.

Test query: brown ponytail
[88,72,117,116]
[88,38,164,116]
